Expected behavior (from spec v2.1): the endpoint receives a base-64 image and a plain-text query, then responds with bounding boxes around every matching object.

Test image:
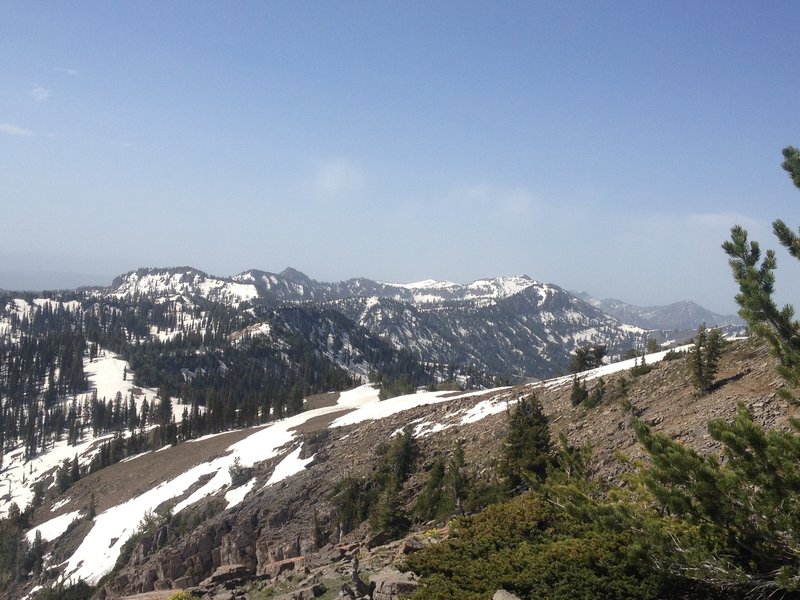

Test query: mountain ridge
[574,291,743,331]
[107,265,737,329]
[2,266,742,383]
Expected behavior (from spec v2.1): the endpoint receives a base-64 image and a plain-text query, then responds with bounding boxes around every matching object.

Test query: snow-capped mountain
[63,266,749,379]
[230,268,538,306]
[103,267,649,378]
[111,267,258,306]
[4,267,743,390]
[329,282,644,377]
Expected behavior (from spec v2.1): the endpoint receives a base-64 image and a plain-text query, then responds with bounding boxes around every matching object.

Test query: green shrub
[634,404,800,596]
[630,354,655,377]
[169,497,225,536]
[570,377,588,406]
[114,510,169,571]
[167,592,197,600]
[662,348,685,361]
[405,492,671,600]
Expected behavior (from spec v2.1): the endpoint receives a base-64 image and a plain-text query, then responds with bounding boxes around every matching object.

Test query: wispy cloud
[463,183,537,215]
[630,211,767,241]
[0,123,33,137]
[685,212,764,232]
[312,159,364,200]
[31,84,50,102]
[504,187,536,215]
[56,67,79,76]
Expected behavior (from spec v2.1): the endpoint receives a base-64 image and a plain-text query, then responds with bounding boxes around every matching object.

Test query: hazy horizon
[3,2,800,314]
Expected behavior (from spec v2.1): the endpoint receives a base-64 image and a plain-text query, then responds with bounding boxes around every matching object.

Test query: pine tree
[139,398,149,429]
[570,344,607,373]
[706,328,723,382]
[446,440,469,516]
[127,396,138,432]
[87,492,96,520]
[689,324,723,394]
[332,477,365,535]
[29,530,44,575]
[570,376,589,406]
[69,454,80,483]
[56,458,72,492]
[500,393,551,491]
[371,475,410,537]
[723,146,800,400]
[634,404,800,595]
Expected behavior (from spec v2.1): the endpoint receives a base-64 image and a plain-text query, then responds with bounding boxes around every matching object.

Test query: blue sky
[1,2,799,313]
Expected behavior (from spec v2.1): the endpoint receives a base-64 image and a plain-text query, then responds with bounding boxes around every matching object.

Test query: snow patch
[26,510,82,543]
[225,479,255,509]
[414,421,454,437]
[266,446,314,487]
[460,395,510,424]
[543,345,693,389]
[50,498,70,512]
[336,384,381,408]
[331,390,454,428]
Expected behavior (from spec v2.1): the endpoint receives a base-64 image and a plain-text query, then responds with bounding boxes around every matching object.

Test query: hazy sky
[2,2,800,313]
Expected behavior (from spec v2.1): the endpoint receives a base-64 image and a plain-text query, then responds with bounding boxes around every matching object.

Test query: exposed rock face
[272,583,327,600]
[493,590,523,600]
[371,567,419,600]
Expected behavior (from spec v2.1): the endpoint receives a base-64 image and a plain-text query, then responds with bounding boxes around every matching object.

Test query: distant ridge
[574,291,743,331]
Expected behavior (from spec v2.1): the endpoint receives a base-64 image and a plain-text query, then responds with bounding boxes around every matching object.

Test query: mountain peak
[279,267,314,286]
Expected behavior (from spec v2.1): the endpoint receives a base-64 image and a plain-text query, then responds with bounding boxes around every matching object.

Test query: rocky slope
[12,337,794,600]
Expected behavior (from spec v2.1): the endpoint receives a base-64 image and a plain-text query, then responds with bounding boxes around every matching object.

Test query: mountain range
[98,266,740,380]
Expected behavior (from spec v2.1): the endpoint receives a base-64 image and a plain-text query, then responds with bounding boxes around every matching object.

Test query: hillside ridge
[5,337,791,599]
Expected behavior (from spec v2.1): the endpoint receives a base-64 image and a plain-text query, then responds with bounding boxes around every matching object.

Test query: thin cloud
[31,85,50,102]
[462,183,537,215]
[0,123,33,137]
[686,212,764,233]
[505,187,535,215]
[56,67,79,76]
[631,211,767,241]
[312,159,364,200]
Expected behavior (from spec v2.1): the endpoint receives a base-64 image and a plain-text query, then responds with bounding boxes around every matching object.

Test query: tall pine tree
[723,146,800,401]
[500,393,551,491]
[689,324,723,394]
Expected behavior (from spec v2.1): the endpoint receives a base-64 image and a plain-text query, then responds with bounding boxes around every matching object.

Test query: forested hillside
[0,289,437,472]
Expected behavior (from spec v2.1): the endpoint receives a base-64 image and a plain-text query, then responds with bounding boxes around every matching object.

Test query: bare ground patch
[290,408,352,435]
[303,391,341,410]
[34,427,258,525]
